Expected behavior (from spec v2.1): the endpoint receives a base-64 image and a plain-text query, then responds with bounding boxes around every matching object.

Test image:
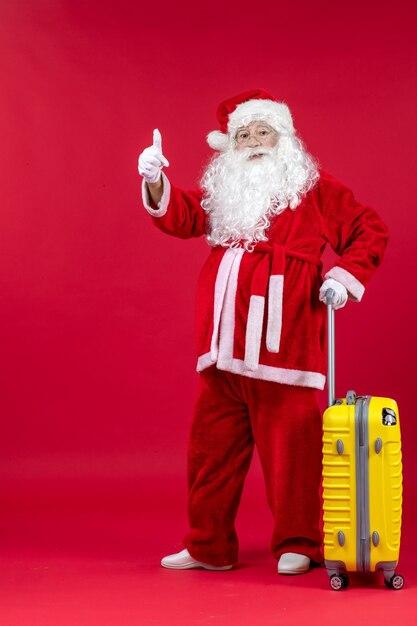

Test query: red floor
[0,466,415,625]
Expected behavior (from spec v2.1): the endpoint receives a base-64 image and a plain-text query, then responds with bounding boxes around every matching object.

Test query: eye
[237,132,248,140]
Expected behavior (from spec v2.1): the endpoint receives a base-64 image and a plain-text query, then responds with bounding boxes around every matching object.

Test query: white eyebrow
[236,122,274,132]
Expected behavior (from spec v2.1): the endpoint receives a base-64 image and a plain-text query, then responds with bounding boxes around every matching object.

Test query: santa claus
[138,89,388,575]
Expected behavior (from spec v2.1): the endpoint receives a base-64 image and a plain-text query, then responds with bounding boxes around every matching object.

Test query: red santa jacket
[142,171,388,390]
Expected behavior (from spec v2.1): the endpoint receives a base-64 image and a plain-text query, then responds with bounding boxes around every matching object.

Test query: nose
[246,135,261,147]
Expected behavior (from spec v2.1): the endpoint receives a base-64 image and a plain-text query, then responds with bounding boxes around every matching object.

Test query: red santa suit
[141,91,388,568]
[142,170,387,566]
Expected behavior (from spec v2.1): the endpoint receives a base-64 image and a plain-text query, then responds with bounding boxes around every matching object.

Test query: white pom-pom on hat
[207,130,230,151]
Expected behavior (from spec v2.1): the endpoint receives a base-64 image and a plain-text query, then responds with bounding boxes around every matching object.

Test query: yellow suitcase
[322,290,403,591]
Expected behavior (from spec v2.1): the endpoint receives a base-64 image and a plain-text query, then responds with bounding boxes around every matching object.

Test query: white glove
[319,278,348,310]
[138,129,169,184]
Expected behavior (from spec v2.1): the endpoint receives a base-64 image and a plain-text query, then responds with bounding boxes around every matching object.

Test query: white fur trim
[244,295,265,371]
[210,249,240,360]
[228,99,294,135]
[197,351,325,390]
[141,172,171,217]
[197,244,325,389]
[207,130,230,152]
[266,275,284,353]
[325,266,365,302]
[197,352,216,372]
[217,248,245,367]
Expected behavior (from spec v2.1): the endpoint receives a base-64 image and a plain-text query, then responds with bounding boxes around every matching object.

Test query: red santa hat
[207,88,295,152]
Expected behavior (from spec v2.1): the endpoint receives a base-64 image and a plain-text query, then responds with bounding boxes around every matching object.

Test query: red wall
[1,0,416,534]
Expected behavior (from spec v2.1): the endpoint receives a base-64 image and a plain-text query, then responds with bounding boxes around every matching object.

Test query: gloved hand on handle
[319,278,348,310]
[138,129,169,184]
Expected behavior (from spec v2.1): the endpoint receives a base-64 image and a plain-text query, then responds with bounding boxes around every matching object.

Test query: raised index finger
[153,128,162,152]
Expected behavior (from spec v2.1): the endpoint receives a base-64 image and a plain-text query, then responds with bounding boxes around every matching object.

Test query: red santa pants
[183,366,323,567]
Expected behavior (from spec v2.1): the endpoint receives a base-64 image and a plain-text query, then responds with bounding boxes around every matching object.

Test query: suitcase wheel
[329,573,349,591]
[384,574,404,590]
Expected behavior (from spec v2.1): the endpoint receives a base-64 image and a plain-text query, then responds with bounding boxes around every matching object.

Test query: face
[234,120,278,155]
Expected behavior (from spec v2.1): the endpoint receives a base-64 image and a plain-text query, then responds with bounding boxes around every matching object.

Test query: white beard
[201,136,319,251]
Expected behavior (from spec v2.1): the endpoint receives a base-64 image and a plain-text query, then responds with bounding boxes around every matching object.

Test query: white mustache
[243,146,274,160]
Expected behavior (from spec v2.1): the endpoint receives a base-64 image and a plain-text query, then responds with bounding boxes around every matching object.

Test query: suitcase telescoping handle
[325,289,357,409]
[326,288,336,408]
